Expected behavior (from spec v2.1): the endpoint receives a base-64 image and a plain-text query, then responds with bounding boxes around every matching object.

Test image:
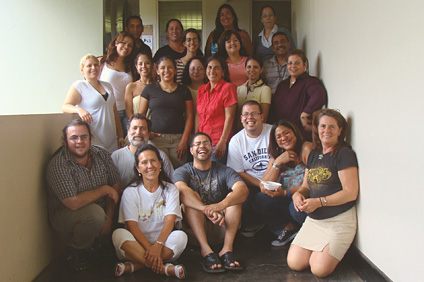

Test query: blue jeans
[242,186,292,236]
[211,143,228,165]
[118,109,128,137]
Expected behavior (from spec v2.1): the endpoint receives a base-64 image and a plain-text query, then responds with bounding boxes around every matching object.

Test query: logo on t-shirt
[308,167,332,184]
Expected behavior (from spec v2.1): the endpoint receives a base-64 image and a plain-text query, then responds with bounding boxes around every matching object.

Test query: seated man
[45,120,120,270]
[227,100,272,237]
[174,132,249,273]
[112,114,174,189]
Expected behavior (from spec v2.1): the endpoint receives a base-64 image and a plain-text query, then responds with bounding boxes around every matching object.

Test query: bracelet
[286,188,291,198]
[155,240,165,246]
[319,197,323,207]
[323,196,328,206]
[272,162,282,170]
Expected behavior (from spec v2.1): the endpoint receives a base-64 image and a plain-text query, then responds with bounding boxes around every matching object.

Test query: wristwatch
[272,162,283,170]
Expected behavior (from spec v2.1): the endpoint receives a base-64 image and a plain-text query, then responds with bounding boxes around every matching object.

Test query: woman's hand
[297,197,321,213]
[77,108,93,124]
[259,182,285,198]
[213,140,226,160]
[300,112,312,132]
[176,139,187,160]
[292,191,306,212]
[275,150,299,166]
[145,243,163,273]
[149,131,160,140]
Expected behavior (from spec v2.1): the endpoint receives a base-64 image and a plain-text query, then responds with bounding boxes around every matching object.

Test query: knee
[310,265,334,278]
[287,254,307,272]
[83,204,106,227]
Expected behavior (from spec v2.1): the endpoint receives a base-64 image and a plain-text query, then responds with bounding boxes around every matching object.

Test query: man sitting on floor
[45,120,120,270]
[173,132,249,273]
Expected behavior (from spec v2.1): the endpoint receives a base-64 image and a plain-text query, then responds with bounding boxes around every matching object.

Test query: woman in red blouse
[195,55,237,164]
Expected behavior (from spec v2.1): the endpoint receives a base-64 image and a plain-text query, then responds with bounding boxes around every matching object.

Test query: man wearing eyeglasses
[174,132,248,273]
[227,100,272,237]
[262,31,291,95]
[46,120,120,271]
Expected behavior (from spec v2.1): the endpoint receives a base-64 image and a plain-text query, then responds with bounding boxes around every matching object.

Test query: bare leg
[218,204,241,267]
[309,244,340,278]
[119,241,183,277]
[287,244,312,271]
[184,206,222,270]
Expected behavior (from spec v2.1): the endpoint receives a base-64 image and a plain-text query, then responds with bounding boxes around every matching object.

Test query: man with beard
[173,132,249,273]
[111,114,173,189]
[262,31,291,94]
[46,120,121,270]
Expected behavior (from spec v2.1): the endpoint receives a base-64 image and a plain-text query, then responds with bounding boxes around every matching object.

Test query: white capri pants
[112,228,188,262]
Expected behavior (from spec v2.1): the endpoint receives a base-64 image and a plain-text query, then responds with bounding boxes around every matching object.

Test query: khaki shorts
[292,206,357,261]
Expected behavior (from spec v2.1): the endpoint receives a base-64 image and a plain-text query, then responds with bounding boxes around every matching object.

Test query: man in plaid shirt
[46,120,120,270]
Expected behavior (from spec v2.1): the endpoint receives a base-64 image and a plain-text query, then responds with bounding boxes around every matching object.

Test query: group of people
[49,3,359,280]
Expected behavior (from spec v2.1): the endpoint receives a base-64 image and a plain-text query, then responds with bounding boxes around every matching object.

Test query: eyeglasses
[69,135,89,141]
[192,141,211,147]
[241,112,262,117]
[186,38,199,42]
[287,61,303,66]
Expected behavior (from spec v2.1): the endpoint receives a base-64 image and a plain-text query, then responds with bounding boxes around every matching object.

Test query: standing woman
[235,56,271,131]
[218,30,248,87]
[175,29,202,84]
[270,49,327,141]
[287,109,359,278]
[205,3,253,58]
[112,144,187,279]
[153,19,185,62]
[100,31,136,137]
[196,55,237,164]
[62,54,124,153]
[124,52,154,119]
[255,5,296,63]
[181,56,207,119]
[139,56,193,168]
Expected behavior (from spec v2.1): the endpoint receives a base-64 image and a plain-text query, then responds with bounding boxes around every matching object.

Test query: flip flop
[201,253,225,273]
[220,252,243,271]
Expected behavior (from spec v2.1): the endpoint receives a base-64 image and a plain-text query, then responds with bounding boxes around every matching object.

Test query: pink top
[227,56,248,87]
[197,79,238,145]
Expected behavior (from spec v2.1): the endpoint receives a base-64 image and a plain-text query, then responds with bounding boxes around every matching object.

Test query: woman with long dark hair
[112,144,187,279]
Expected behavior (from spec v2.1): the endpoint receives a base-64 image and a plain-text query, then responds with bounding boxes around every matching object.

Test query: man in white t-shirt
[227,100,272,237]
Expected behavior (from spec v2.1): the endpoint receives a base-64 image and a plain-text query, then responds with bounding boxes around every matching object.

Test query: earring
[138,172,141,176]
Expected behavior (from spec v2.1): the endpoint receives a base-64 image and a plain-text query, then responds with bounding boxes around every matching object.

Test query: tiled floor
[34,229,366,282]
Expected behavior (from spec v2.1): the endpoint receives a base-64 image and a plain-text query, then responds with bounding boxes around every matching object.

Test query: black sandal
[201,253,225,273]
[220,252,243,271]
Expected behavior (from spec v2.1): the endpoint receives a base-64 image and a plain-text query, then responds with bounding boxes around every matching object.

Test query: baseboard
[345,245,392,282]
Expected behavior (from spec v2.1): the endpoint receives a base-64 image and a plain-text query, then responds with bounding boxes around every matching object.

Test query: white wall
[0,0,103,115]
[292,1,424,281]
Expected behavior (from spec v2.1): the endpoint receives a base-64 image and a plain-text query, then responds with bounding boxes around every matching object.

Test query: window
[158,1,202,48]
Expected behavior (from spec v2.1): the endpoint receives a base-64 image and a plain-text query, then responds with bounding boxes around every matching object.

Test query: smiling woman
[62,54,124,153]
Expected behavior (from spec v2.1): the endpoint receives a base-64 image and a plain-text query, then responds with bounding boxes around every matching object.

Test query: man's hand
[106,186,119,204]
[97,216,112,237]
[205,211,225,226]
[203,202,225,216]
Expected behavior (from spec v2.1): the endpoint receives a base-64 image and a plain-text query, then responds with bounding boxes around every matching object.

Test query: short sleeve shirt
[45,145,121,221]
[197,79,238,145]
[173,162,242,205]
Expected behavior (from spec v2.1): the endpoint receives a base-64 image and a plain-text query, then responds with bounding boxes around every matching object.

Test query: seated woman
[112,144,188,279]
[218,30,248,87]
[139,56,194,168]
[62,54,123,153]
[235,56,271,132]
[196,55,237,164]
[270,49,327,141]
[205,3,253,58]
[287,109,359,278]
[242,120,311,246]
[124,52,154,120]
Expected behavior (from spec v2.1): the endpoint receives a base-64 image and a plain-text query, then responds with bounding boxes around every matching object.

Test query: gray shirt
[111,146,174,189]
[262,56,290,95]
